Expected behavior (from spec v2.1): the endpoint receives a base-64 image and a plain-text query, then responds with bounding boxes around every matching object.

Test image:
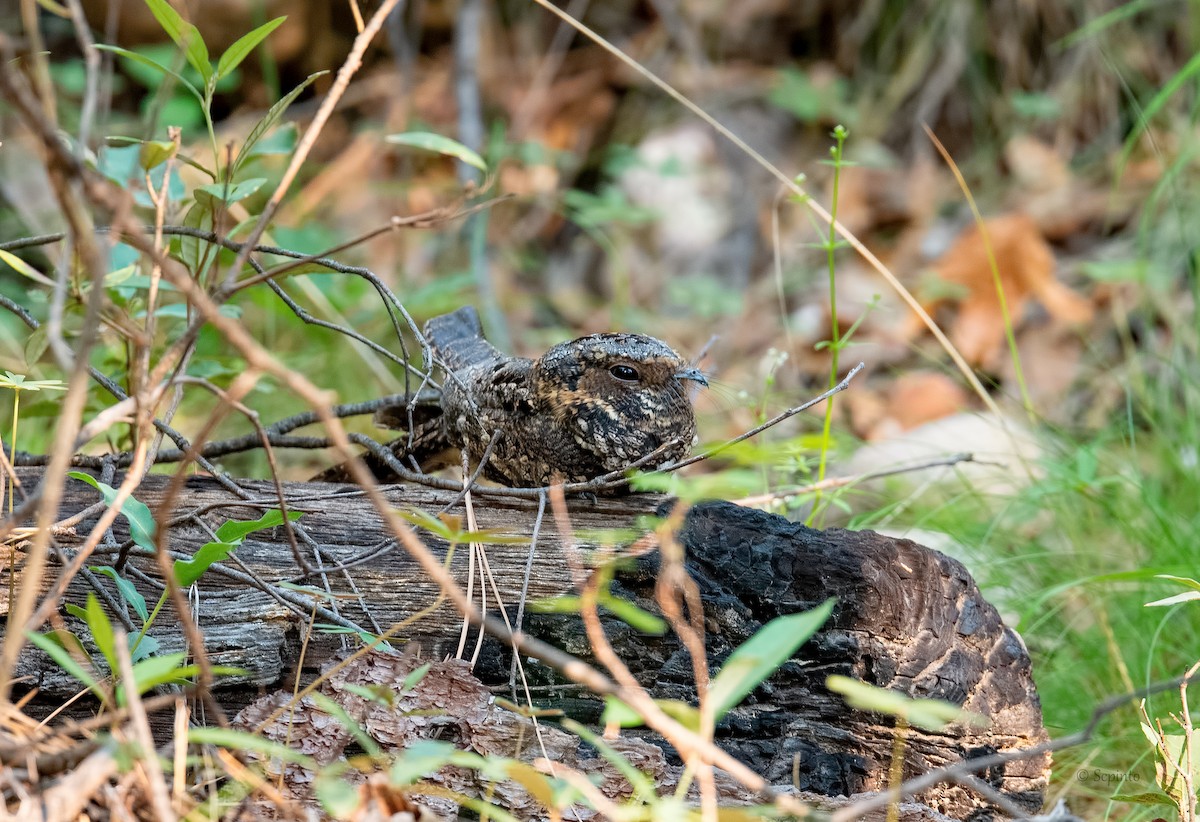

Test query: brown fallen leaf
[917,211,1093,366]
[881,371,969,436]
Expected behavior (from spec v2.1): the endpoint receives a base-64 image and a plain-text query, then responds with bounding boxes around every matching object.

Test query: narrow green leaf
[385,132,487,171]
[600,696,698,732]
[174,541,236,587]
[310,692,382,758]
[1155,574,1200,593]
[84,593,117,675]
[193,177,267,208]
[826,675,987,731]
[68,472,157,551]
[143,0,212,81]
[24,326,49,367]
[214,509,302,544]
[64,603,88,621]
[27,630,106,702]
[235,72,326,175]
[242,123,297,158]
[125,652,187,693]
[315,766,360,817]
[526,595,581,614]
[1146,591,1200,608]
[601,696,641,727]
[1109,791,1177,806]
[179,199,215,280]
[117,655,241,703]
[94,45,204,105]
[0,249,55,287]
[90,565,149,622]
[598,594,667,635]
[562,719,658,798]
[401,662,431,694]
[216,16,286,80]
[145,303,239,320]
[389,739,458,785]
[189,727,317,769]
[707,598,835,721]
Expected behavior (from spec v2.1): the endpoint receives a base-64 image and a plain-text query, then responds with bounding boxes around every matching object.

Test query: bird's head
[535,333,707,467]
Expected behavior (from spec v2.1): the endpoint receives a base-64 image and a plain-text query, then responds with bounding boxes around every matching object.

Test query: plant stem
[9,390,17,515]
[809,126,847,526]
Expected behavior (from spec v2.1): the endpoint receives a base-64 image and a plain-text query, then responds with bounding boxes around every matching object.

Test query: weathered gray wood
[2,467,660,694]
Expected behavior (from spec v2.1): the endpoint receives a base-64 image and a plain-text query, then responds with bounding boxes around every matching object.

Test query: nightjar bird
[313,306,707,488]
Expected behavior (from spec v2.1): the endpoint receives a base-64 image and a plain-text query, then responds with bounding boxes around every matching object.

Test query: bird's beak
[675,366,709,387]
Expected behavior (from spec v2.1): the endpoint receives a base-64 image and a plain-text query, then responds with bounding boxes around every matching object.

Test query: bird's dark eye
[609,364,640,382]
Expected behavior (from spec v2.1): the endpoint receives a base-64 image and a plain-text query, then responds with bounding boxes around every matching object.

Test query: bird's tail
[424,306,502,371]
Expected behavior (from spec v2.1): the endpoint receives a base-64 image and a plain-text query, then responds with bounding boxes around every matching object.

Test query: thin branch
[664,361,865,472]
[731,451,978,508]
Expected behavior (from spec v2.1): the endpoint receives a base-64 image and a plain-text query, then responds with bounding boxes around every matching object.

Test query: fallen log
[1,467,1049,819]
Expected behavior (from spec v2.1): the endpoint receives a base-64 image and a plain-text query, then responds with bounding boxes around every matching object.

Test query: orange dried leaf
[929,212,1091,365]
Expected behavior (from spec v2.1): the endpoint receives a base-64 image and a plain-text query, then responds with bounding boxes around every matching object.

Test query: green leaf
[707,598,835,721]
[139,139,177,171]
[216,16,286,80]
[1109,791,1177,806]
[174,541,237,587]
[147,303,240,320]
[107,136,214,177]
[315,766,360,818]
[0,249,55,287]
[826,675,987,731]
[1145,591,1200,608]
[24,326,49,367]
[179,200,214,279]
[27,630,106,702]
[241,123,297,159]
[189,727,317,768]
[597,594,667,634]
[526,595,582,614]
[90,565,149,622]
[68,472,157,551]
[215,509,302,543]
[95,45,203,105]
[117,654,241,703]
[130,633,160,663]
[389,739,458,785]
[104,265,138,289]
[124,652,187,695]
[193,177,267,208]
[600,696,699,732]
[235,71,326,176]
[562,719,658,799]
[601,696,641,727]
[106,274,178,292]
[401,662,431,693]
[84,593,117,675]
[309,693,382,758]
[385,132,486,171]
[0,371,65,392]
[143,0,212,82]
[1155,574,1200,593]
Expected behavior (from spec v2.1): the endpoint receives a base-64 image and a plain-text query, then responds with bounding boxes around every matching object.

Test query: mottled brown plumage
[314,307,706,488]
